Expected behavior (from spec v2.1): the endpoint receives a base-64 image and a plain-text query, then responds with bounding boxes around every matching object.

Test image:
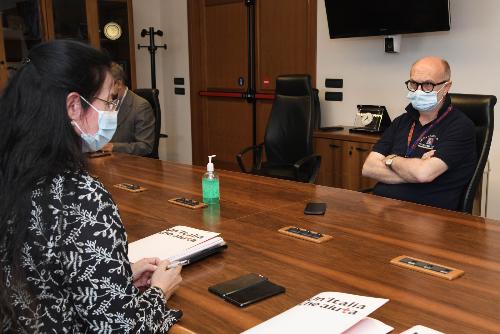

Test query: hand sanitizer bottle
[202,155,219,204]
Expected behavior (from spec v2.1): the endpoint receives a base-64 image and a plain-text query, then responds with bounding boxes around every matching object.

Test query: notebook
[128,225,226,263]
[241,292,391,334]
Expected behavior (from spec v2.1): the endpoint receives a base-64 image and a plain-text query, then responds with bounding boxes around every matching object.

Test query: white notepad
[242,292,391,334]
[128,225,224,263]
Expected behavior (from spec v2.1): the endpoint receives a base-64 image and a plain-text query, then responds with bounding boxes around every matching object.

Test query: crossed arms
[362,150,448,184]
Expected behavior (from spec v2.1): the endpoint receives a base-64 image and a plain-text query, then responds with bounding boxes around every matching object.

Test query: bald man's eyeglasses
[405,80,448,93]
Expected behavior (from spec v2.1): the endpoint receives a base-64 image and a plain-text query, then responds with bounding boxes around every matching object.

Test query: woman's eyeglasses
[92,96,121,111]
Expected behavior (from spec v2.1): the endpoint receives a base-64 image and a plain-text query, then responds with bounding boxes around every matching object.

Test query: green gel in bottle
[202,155,219,204]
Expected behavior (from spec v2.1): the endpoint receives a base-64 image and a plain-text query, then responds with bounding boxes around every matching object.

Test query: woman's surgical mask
[71,96,118,152]
[407,83,448,112]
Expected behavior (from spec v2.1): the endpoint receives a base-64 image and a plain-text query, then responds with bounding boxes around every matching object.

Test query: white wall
[317,0,500,219]
[132,0,192,164]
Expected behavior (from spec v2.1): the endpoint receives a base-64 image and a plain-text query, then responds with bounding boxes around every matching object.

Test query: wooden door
[255,0,316,145]
[189,0,317,170]
[189,0,251,170]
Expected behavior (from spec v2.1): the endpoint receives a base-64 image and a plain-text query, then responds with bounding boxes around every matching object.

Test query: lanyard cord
[405,105,453,157]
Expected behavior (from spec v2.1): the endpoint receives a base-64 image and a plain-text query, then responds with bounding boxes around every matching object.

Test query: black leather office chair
[450,93,496,213]
[236,75,321,183]
[132,88,168,159]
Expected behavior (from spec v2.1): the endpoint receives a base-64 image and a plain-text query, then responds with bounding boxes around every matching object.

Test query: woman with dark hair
[0,40,182,332]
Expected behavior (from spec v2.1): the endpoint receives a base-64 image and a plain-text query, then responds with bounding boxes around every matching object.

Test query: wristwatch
[385,154,398,169]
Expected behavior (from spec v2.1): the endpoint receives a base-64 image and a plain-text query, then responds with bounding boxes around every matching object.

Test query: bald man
[362,57,476,210]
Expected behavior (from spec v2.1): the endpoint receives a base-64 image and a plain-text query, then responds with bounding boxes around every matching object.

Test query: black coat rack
[137,27,167,89]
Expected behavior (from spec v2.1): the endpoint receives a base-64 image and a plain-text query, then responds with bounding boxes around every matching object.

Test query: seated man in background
[362,56,476,211]
[102,62,155,156]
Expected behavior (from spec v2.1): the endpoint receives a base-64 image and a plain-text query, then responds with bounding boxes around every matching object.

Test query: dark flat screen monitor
[325,0,450,39]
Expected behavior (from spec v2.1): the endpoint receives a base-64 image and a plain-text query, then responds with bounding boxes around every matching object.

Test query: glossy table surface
[89,153,500,334]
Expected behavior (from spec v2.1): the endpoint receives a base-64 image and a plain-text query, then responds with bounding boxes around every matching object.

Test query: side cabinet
[314,129,379,191]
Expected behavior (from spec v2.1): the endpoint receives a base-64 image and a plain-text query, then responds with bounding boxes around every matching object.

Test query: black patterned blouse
[1,171,182,333]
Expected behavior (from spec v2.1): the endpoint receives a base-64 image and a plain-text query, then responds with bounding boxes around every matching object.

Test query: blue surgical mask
[407,84,447,112]
[72,96,118,152]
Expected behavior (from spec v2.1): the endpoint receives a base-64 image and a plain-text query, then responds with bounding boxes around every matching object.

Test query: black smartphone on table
[304,202,326,215]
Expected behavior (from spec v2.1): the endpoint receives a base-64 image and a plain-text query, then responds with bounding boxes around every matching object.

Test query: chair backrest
[449,93,496,213]
[132,88,161,159]
[264,75,316,165]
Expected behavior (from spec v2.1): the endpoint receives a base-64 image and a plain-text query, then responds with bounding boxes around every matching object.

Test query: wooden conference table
[89,153,500,334]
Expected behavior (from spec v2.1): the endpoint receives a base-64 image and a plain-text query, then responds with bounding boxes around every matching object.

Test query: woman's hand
[151,260,183,301]
[131,257,160,289]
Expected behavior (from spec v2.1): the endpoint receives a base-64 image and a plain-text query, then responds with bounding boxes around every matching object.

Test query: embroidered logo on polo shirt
[418,135,438,150]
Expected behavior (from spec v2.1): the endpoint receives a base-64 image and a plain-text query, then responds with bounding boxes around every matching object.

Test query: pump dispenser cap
[207,155,216,172]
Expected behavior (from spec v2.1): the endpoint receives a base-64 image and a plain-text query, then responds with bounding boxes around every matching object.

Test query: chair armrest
[236,143,264,173]
[293,154,322,183]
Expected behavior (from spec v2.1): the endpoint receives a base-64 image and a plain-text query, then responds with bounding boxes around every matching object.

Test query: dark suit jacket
[111,90,155,156]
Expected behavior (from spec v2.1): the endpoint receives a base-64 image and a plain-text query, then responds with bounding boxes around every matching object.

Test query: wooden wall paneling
[86,0,100,49]
[126,0,136,89]
[306,0,317,87]
[0,15,7,92]
[40,0,55,41]
[256,0,316,92]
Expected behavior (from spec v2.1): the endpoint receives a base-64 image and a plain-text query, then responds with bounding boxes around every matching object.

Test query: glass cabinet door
[0,0,135,91]
[98,0,134,87]
[0,0,43,86]
[52,0,88,42]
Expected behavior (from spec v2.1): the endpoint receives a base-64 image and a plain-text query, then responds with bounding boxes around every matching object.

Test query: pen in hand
[166,259,189,270]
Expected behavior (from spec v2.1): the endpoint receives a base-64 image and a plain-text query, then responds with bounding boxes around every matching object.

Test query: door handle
[329,144,340,149]
[355,147,369,152]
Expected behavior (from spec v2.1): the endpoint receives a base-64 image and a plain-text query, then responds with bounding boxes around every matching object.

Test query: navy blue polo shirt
[372,95,476,210]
